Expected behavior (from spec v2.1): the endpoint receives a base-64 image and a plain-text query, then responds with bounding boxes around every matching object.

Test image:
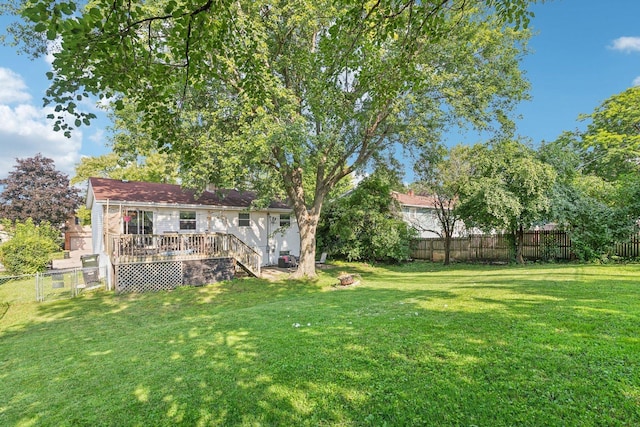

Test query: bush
[0,219,61,274]
[317,173,416,263]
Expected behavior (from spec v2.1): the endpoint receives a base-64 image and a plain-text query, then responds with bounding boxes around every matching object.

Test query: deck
[108,232,261,277]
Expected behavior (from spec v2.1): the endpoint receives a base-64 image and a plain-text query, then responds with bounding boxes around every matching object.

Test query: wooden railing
[109,233,261,277]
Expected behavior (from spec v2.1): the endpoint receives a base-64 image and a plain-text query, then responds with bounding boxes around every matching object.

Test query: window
[279,214,291,227]
[238,212,250,227]
[123,210,154,234]
[180,211,197,230]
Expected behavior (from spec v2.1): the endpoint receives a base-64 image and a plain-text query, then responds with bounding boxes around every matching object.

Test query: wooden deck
[109,232,261,277]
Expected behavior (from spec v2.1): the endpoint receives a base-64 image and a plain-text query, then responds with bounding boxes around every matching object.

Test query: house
[64,215,92,251]
[392,190,466,239]
[87,177,300,292]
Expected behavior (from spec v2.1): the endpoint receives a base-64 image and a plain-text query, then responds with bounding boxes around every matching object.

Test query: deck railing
[109,233,261,277]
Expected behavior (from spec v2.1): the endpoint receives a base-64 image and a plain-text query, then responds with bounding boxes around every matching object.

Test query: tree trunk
[291,212,319,278]
[515,225,525,264]
[443,232,451,266]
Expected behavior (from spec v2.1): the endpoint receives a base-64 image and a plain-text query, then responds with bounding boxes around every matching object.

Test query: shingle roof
[391,191,438,208]
[88,177,291,210]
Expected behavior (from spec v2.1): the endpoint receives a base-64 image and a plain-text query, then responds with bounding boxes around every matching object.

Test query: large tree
[580,86,640,181]
[538,88,640,260]
[0,154,82,228]
[72,102,181,185]
[10,0,537,276]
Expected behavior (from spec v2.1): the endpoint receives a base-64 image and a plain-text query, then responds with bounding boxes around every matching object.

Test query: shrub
[318,173,416,263]
[0,219,61,274]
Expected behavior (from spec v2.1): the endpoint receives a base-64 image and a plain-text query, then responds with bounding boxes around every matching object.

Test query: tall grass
[1,263,639,426]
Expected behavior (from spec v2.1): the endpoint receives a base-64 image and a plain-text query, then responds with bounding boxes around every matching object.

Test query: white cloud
[610,36,640,53]
[0,68,31,104]
[633,76,640,87]
[0,69,84,180]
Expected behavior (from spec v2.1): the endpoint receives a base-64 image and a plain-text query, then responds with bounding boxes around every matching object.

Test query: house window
[238,212,250,227]
[280,214,291,227]
[123,210,153,234]
[180,211,197,230]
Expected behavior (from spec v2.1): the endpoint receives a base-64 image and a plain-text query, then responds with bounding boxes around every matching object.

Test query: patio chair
[316,252,327,265]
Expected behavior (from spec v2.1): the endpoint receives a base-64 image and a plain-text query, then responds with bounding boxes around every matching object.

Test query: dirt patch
[260,267,293,281]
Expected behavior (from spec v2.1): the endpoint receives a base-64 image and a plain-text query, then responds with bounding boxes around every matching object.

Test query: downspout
[266,212,271,266]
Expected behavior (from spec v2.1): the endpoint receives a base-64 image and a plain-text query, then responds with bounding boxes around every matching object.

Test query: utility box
[81,254,100,285]
[81,254,99,268]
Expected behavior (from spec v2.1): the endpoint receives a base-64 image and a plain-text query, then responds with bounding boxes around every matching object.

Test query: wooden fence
[411,231,640,262]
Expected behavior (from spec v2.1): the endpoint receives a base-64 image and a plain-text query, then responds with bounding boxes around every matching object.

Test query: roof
[391,191,438,209]
[87,177,291,210]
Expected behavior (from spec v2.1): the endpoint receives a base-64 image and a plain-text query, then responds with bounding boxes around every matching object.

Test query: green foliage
[0,219,61,274]
[452,140,556,263]
[8,0,538,275]
[0,154,82,227]
[540,89,640,261]
[72,152,179,185]
[413,143,469,264]
[75,206,91,226]
[580,86,640,181]
[318,172,416,263]
[456,140,556,232]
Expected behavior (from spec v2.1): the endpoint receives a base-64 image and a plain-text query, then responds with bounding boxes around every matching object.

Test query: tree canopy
[9,0,538,276]
[0,154,82,228]
[455,140,556,263]
[580,86,640,181]
[539,87,640,260]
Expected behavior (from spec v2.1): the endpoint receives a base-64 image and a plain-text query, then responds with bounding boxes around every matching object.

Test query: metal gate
[35,267,108,302]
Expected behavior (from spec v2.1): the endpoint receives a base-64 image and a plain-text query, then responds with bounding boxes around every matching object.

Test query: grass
[1,262,639,426]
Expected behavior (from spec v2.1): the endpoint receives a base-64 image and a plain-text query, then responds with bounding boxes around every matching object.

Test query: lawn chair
[316,252,327,265]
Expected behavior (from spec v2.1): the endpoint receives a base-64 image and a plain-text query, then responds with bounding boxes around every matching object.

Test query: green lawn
[1,263,639,426]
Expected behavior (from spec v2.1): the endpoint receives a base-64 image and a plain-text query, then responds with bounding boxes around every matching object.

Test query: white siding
[108,206,301,266]
[91,201,104,255]
[155,209,177,233]
[401,206,467,239]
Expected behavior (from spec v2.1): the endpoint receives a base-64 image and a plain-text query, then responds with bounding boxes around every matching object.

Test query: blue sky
[1,0,640,181]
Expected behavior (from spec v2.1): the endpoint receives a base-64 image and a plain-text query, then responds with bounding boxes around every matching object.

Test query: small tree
[0,154,82,228]
[455,140,556,264]
[413,144,470,265]
[0,219,61,274]
[318,171,415,263]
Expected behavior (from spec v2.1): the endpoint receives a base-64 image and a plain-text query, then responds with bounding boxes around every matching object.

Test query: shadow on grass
[1,264,639,425]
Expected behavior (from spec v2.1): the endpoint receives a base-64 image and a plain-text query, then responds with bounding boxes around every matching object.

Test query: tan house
[64,216,92,251]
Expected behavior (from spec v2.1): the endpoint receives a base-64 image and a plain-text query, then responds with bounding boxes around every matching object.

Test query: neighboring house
[64,216,92,251]
[392,190,467,239]
[87,177,299,291]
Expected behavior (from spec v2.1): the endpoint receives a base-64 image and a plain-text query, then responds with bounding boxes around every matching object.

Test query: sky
[0,0,640,182]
